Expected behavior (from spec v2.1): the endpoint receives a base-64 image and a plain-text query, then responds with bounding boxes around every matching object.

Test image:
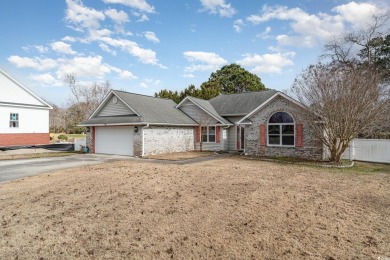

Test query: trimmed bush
[57,134,68,141]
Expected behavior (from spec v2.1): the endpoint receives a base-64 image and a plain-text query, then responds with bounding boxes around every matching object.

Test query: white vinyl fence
[74,138,86,152]
[342,139,390,163]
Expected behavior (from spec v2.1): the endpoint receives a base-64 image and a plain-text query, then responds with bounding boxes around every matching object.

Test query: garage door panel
[95,126,133,156]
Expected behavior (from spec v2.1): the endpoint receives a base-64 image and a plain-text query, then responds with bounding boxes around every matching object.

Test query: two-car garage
[95,126,134,156]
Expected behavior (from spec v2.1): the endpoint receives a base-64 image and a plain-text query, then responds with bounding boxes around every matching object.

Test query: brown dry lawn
[0,157,389,259]
[145,151,214,160]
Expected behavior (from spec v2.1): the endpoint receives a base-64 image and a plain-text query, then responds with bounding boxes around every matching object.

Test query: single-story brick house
[0,69,52,147]
[80,89,323,159]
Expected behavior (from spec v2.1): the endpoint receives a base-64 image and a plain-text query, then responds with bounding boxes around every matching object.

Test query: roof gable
[91,91,139,118]
[0,69,52,109]
[85,90,197,126]
[177,97,231,125]
[236,92,306,124]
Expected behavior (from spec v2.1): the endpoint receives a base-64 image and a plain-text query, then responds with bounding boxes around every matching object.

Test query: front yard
[0,157,389,259]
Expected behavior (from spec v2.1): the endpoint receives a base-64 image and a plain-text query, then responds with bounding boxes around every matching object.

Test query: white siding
[179,100,218,125]
[228,126,237,150]
[0,106,49,133]
[223,129,228,150]
[195,142,223,151]
[97,95,135,117]
[0,72,44,106]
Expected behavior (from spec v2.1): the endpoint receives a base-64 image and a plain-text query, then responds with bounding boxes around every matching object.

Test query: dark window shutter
[216,126,221,143]
[260,124,266,146]
[296,124,303,147]
[196,126,200,142]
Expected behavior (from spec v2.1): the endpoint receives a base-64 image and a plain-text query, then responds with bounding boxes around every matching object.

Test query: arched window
[268,112,294,146]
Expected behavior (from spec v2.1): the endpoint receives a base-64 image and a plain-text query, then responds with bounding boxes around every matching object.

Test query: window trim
[9,113,19,128]
[201,126,216,143]
[267,112,295,147]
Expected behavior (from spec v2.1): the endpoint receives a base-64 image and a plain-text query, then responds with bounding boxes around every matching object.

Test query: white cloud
[182,73,195,78]
[30,73,63,87]
[257,26,272,39]
[183,51,227,72]
[103,0,155,13]
[276,34,317,48]
[144,31,160,43]
[99,36,161,66]
[137,14,149,22]
[245,2,386,48]
[110,66,137,79]
[65,0,105,30]
[8,56,58,71]
[56,56,111,79]
[237,52,295,74]
[233,19,244,32]
[35,45,49,53]
[99,43,117,56]
[104,8,128,24]
[332,1,384,28]
[139,78,161,88]
[62,36,76,42]
[51,41,77,55]
[200,0,236,17]
[246,5,344,45]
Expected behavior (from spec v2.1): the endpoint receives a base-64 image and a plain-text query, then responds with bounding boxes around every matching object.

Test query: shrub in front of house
[57,134,68,141]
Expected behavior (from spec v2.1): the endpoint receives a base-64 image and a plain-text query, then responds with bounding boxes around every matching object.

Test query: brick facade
[0,133,50,147]
[245,96,323,160]
[143,126,194,156]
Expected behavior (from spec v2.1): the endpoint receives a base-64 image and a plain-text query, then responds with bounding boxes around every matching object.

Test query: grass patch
[331,161,390,174]
[242,156,389,174]
[50,133,86,143]
[0,152,76,161]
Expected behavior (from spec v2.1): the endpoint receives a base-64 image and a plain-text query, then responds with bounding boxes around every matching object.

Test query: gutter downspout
[141,123,150,157]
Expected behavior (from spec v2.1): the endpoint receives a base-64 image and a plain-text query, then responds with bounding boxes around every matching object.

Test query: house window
[268,112,294,146]
[201,126,216,143]
[10,113,19,128]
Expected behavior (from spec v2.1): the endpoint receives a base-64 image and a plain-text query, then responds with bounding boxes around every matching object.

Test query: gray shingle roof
[79,116,142,126]
[210,90,278,116]
[187,97,232,125]
[80,90,197,126]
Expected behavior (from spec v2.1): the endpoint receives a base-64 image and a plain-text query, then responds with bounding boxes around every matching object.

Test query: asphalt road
[0,154,133,183]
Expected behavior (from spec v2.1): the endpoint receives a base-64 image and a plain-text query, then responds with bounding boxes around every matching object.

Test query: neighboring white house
[0,69,52,147]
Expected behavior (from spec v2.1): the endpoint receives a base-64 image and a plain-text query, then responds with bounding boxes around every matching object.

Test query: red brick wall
[91,127,95,153]
[0,133,50,147]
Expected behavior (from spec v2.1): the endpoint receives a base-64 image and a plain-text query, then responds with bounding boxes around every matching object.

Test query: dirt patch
[0,158,389,259]
[145,151,214,160]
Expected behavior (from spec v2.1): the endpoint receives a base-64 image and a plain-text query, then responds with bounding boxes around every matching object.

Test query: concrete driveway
[0,154,133,183]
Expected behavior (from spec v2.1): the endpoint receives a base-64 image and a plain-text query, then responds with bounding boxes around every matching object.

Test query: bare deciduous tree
[64,74,111,133]
[292,63,389,162]
[49,104,66,133]
[323,12,390,65]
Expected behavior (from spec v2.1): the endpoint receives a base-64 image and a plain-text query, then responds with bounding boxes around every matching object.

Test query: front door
[236,126,245,150]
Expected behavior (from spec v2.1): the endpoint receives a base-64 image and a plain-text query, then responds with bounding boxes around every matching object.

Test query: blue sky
[0,0,388,106]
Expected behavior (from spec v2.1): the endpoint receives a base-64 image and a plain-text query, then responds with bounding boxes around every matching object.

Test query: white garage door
[95,126,134,156]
